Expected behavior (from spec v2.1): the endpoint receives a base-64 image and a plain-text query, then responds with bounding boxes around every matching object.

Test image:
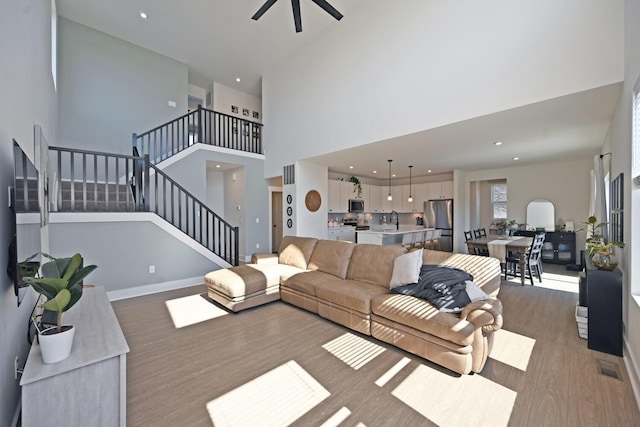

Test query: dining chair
[423,229,434,249]
[430,229,441,250]
[505,233,545,285]
[464,231,473,242]
[479,228,487,237]
[401,232,415,250]
[473,229,482,239]
[412,230,426,249]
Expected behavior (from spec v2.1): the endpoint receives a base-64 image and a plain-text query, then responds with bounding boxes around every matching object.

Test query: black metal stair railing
[34,146,239,266]
[146,161,239,266]
[49,146,146,213]
[133,105,263,164]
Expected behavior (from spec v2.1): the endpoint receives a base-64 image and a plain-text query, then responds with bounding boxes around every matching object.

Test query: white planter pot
[39,325,75,364]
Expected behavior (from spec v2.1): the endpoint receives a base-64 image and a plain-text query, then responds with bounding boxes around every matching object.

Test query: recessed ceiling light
[494,141,502,146]
[215,164,221,168]
[392,174,396,177]
[236,78,241,82]
[513,157,519,161]
[139,11,148,19]
[349,165,354,169]
[373,170,377,174]
[427,169,432,173]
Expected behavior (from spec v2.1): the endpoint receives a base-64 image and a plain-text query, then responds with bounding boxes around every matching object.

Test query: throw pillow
[389,249,423,289]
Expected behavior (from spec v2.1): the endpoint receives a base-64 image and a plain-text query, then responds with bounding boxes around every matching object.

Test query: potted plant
[22,253,97,363]
[577,216,624,269]
[18,253,40,288]
[349,176,362,199]
[493,219,517,236]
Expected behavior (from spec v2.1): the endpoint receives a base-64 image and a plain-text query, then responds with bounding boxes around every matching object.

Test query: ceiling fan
[252,0,343,33]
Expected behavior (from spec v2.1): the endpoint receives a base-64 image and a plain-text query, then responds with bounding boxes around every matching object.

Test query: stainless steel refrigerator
[424,199,454,252]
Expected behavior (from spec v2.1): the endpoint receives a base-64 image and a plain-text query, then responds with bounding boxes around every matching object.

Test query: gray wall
[163,148,269,260]
[49,219,218,291]
[57,18,188,155]
[0,2,58,425]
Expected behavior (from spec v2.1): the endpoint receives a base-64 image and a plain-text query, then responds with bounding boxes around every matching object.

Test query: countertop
[357,226,432,235]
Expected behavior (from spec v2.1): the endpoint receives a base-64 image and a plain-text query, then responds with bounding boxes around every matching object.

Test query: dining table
[465,235,534,286]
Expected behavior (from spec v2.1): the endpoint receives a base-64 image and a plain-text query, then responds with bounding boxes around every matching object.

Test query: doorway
[271,191,283,252]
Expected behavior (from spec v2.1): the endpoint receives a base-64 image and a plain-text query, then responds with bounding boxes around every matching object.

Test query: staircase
[12,107,261,267]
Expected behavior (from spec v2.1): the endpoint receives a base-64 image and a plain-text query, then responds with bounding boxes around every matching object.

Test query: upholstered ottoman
[205,263,303,312]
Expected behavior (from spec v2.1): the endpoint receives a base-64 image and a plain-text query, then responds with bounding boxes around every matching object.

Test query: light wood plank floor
[113,265,640,426]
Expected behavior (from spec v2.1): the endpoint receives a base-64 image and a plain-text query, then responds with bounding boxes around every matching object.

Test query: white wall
[294,161,329,238]
[57,18,188,155]
[0,1,58,424]
[262,0,624,178]
[609,0,640,407]
[206,168,224,213]
[459,157,593,253]
[213,82,262,123]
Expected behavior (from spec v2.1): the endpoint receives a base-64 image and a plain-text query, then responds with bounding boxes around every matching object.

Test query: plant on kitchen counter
[349,176,362,199]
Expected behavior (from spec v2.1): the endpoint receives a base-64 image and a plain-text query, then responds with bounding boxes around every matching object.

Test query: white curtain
[591,155,609,242]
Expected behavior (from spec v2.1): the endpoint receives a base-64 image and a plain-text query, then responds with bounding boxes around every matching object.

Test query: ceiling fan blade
[291,0,302,33]
[252,0,279,21]
[310,0,343,21]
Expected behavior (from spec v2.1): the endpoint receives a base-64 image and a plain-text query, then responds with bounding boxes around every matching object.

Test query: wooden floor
[112,264,640,427]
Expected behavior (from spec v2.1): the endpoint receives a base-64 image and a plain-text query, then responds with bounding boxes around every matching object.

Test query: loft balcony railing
[133,105,263,165]
[23,145,239,266]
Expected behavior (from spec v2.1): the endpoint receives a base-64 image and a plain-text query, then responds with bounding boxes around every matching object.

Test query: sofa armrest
[460,298,503,334]
[251,252,279,264]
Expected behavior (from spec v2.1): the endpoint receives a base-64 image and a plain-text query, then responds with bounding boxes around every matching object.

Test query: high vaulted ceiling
[56,1,622,179]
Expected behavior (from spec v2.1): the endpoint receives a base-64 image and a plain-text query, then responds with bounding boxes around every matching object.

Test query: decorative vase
[592,251,618,271]
[38,325,75,364]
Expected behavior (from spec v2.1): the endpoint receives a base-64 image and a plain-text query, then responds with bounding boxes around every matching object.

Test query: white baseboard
[107,275,205,301]
[624,336,640,411]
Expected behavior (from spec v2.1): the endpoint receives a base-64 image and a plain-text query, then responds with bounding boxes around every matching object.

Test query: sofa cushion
[278,236,318,270]
[281,270,345,297]
[205,264,303,299]
[346,244,407,287]
[308,240,356,279]
[390,249,423,289]
[315,279,389,314]
[371,294,476,346]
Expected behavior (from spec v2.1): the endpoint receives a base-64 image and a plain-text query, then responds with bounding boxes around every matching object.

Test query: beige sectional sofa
[205,236,503,375]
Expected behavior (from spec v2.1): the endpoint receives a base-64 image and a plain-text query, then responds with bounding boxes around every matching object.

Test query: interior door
[272,191,283,253]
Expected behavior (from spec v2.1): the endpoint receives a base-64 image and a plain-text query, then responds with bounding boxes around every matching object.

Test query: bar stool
[431,229,442,250]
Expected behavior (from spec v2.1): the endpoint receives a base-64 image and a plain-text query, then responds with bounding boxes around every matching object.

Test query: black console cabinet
[541,231,576,265]
[583,257,622,356]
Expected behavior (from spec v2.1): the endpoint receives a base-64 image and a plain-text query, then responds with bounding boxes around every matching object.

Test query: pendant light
[408,165,413,202]
[387,160,393,201]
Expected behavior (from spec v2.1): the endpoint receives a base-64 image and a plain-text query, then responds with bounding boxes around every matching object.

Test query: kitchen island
[356,227,431,246]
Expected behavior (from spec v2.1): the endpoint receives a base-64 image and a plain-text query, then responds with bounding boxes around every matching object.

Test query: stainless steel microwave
[348,199,364,213]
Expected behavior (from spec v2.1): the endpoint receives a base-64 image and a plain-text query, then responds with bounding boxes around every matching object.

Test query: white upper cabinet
[328,180,342,212]
[426,181,453,200]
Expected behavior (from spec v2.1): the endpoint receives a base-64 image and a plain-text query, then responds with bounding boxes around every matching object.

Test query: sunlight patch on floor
[165,294,228,328]
[206,360,330,427]
[375,357,411,387]
[322,333,386,370]
[506,271,579,293]
[392,365,516,427]
[319,407,351,427]
[489,329,536,371]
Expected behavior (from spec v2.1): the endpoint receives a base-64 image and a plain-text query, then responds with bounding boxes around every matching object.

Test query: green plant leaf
[62,253,83,281]
[41,257,70,278]
[65,283,84,312]
[42,289,71,313]
[23,280,58,300]
[67,265,97,288]
[24,277,68,293]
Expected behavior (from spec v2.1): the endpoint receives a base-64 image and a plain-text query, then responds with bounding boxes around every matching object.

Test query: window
[633,77,640,186]
[491,183,507,219]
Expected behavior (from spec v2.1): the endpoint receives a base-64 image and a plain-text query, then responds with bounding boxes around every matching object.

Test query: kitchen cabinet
[328,180,356,212]
[328,180,342,212]
[413,183,428,207]
[368,185,383,213]
[427,181,453,200]
[327,227,356,242]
